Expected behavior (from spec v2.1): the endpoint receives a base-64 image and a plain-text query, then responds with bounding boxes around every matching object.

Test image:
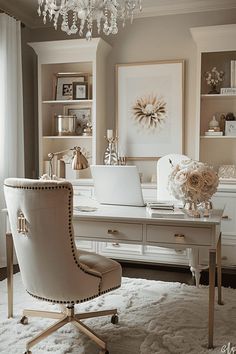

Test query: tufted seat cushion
[79,250,122,293]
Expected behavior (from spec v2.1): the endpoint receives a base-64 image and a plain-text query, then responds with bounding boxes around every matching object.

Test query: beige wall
[21,27,38,178]
[23,8,236,179]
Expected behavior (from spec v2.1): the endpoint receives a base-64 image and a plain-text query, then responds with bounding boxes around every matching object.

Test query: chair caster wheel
[24,351,32,354]
[20,316,28,325]
[111,314,119,324]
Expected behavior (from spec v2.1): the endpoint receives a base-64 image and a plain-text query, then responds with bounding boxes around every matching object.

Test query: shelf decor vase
[208,84,219,95]
[104,138,118,165]
[184,202,201,218]
[204,66,224,95]
[202,201,213,217]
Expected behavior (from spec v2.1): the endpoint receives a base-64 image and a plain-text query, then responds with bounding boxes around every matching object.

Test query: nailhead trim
[5,181,121,304]
[26,284,121,304]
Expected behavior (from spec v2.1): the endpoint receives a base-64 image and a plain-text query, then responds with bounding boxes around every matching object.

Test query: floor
[1,262,236,288]
[121,261,236,288]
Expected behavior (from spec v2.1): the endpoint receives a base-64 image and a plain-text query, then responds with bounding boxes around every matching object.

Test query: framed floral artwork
[116,60,184,160]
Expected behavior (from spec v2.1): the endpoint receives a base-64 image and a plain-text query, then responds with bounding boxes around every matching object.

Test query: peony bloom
[186,171,204,191]
[168,159,219,204]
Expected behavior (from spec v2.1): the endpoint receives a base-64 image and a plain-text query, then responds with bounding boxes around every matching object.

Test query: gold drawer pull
[222,215,229,219]
[107,229,118,235]
[112,243,120,247]
[174,233,185,239]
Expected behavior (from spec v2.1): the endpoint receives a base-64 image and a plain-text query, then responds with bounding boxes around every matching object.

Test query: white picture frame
[116,60,184,160]
[225,121,236,136]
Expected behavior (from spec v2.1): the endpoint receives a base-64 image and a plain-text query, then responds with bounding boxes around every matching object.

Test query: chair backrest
[4,178,101,304]
[157,154,189,201]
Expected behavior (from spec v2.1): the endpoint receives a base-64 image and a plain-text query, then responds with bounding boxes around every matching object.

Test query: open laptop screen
[90,165,145,206]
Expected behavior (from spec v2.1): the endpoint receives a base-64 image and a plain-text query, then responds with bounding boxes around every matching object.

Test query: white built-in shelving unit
[191,24,236,169]
[191,24,236,268]
[29,38,111,178]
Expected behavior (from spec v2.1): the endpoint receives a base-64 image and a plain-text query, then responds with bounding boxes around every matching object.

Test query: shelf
[201,94,236,99]
[200,136,236,139]
[42,99,93,104]
[43,135,92,139]
[32,38,111,177]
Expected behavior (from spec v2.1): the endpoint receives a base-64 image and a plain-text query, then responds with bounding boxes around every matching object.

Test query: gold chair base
[21,306,118,354]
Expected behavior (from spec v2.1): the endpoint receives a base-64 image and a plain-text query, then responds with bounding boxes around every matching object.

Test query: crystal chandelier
[38,0,142,40]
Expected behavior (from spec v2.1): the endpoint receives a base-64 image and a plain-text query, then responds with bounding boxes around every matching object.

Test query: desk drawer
[146,225,212,246]
[74,221,143,242]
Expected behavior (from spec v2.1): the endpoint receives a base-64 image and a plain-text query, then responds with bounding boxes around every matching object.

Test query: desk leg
[217,233,223,305]
[6,233,13,318]
[208,249,216,349]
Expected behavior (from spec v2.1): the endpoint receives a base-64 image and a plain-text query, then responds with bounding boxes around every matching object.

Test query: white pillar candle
[107,129,113,139]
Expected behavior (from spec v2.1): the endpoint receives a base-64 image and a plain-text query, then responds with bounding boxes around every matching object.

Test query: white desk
[6,203,223,349]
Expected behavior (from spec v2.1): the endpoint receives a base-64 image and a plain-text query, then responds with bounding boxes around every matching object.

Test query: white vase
[209,115,219,129]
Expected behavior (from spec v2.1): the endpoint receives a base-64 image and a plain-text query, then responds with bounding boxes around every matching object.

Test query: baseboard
[117,259,236,275]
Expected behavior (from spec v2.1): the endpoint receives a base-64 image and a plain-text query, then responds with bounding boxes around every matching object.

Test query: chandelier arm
[38,0,142,39]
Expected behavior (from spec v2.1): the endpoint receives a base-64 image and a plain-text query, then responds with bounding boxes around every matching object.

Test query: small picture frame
[73,82,88,100]
[64,105,91,135]
[225,121,236,136]
[55,73,86,100]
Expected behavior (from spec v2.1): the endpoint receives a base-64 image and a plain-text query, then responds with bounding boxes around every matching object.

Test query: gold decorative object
[17,211,28,234]
[184,202,201,218]
[82,121,92,136]
[118,156,127,165]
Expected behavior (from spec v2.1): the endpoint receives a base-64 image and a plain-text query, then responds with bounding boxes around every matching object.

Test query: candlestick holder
[104,137,118,165]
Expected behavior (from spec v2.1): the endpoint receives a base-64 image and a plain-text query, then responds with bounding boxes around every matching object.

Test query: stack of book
[205,130,223,136]
[220,87,236,95]
[146,202,185,218]
[220,60,236,94]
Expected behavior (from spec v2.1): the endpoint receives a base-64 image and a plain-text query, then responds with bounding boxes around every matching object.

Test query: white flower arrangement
[168,159,219,204]
[204,67,224,89]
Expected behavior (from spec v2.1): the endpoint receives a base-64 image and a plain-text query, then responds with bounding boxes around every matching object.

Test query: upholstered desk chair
[156,154,203,286]
[4,178,122,354]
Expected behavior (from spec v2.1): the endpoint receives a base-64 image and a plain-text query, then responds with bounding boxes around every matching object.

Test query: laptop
[90,165,145,206]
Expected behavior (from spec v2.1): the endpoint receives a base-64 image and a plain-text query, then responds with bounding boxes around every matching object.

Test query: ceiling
[0,0,236,29]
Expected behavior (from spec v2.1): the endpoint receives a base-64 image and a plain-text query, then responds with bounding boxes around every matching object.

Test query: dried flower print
[132,95,167,131]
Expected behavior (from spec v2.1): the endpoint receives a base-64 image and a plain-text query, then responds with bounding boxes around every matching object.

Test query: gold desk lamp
[48,146,89,179]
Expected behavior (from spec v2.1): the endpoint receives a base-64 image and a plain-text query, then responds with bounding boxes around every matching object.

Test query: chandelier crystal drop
[37,0,142,40]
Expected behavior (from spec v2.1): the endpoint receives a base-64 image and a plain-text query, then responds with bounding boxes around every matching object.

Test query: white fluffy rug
[0,274,236,354]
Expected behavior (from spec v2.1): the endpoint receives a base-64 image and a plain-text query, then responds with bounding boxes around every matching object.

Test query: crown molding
[0,0,236,29]
[136,0,236,19]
